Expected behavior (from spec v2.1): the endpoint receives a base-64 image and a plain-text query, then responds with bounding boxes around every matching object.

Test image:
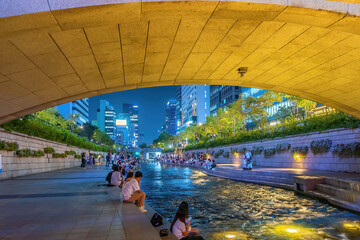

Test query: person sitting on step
[110,165,123,187]
[170,202,203,240]
[122,171,147,213]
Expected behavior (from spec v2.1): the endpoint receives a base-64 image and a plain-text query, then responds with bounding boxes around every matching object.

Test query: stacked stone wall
[0,129,104,180]
[185,128,360,173]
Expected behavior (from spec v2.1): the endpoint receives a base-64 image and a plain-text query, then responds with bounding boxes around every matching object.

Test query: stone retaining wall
[0,129,104,180]
[185,128,360,173]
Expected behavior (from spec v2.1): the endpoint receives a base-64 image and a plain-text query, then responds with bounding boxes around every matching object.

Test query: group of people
[158,149,253,171]
[80,152,102,168]
[105,154,147,213]
[106,153,140,169]
[242,150,253,170]
[159,155,217,170]
[104,154,204,239]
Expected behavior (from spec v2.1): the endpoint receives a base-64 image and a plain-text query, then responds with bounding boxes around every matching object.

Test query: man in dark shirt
[106,153,111,168]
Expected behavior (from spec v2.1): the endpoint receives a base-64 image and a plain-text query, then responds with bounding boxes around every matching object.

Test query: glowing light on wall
[293,154,302,161]
[225,234,235,239]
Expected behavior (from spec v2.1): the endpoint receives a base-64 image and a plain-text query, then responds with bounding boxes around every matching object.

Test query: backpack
[150,213,163,227]
[106,171,113,184]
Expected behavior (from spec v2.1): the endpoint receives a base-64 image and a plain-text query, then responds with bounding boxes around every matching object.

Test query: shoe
[138,207,147,213]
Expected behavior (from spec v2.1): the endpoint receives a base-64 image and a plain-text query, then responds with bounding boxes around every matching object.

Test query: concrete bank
[184,127,360,173]
[0,128,105,180]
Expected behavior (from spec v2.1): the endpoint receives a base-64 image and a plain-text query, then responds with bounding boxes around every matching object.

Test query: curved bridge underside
[1,0,360,123]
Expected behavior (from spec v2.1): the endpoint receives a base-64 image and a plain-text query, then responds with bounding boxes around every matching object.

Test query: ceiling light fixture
[237,67,248,77]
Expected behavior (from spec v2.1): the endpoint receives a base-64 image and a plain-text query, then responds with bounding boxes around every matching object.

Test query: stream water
[140,162,360,240]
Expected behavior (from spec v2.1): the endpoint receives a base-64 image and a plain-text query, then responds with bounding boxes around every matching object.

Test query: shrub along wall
[184,113,359,151]
[185,128,360,173]
[0,129,104,180]
[1,117,112,152]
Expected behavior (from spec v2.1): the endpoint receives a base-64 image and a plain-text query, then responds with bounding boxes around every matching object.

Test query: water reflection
[140,163,360,240]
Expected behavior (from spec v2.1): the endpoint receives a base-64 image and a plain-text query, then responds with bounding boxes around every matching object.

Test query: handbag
[160,229,168,237]
[150,213,163,227]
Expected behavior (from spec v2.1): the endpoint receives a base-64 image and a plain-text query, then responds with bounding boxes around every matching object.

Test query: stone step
[205,170,293,185]
[308,190,360,213]
[215,168,295,178]
[234,171,293,179]
[324,177,360,193]
[212,170,294,184]
[205,170,293,190]
[315,183,360,203]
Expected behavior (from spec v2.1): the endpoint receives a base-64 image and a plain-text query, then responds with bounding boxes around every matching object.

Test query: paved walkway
[216,164,360,181]
[0,166,160,240]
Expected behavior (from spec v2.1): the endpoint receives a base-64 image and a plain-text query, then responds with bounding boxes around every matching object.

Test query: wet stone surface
[140,163,360,240]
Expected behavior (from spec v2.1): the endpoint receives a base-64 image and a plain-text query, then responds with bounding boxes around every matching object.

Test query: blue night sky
[89,86,177,144]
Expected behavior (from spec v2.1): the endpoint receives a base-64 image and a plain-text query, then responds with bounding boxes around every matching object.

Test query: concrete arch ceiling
[1,0,360,124]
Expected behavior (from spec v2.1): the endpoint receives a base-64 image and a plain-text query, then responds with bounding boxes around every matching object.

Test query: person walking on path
[242,152,247,170]
[81,152,86,168]
[111,153,115,166]
[88,153,93,168]
[97,154,102,165]
[106,153,111,168]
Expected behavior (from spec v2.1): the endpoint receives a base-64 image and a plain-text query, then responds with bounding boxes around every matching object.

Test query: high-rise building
[178,85,210,133]
[138,132,145,145]
[93,100,116,139]
[105,105,116,139]
[114,113,132,146]
[165,99,177,135]
[175,86,182,135]
[56,98,89,126]
[123,104,139,146]
[210,85,241,115]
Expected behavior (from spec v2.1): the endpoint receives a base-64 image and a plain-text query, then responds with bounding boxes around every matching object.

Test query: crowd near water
[98,152,205,239]
[159,154,218,170]
[158,149,254,170]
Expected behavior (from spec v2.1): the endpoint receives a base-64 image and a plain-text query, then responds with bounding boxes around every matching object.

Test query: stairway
[309,177,360,213]
[203,167,295,189]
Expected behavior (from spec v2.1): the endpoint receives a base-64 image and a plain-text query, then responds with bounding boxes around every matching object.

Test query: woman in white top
[171,208,190,239]
[110,165,123,187]
[242,153,247,170]
[170,202,203,240]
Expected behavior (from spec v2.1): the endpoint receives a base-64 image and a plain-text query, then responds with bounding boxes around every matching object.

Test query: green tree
[152,132,176,148]
[150,90,322,150]
[78,122,98,139]
[138,143,148,149]
[66,113,80,132]
[283,94,317,119]
[92,129,114,146]
[243,91,283,128]
[33,108,69,129]
[273,106,292,123]
[226,98,246,133]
